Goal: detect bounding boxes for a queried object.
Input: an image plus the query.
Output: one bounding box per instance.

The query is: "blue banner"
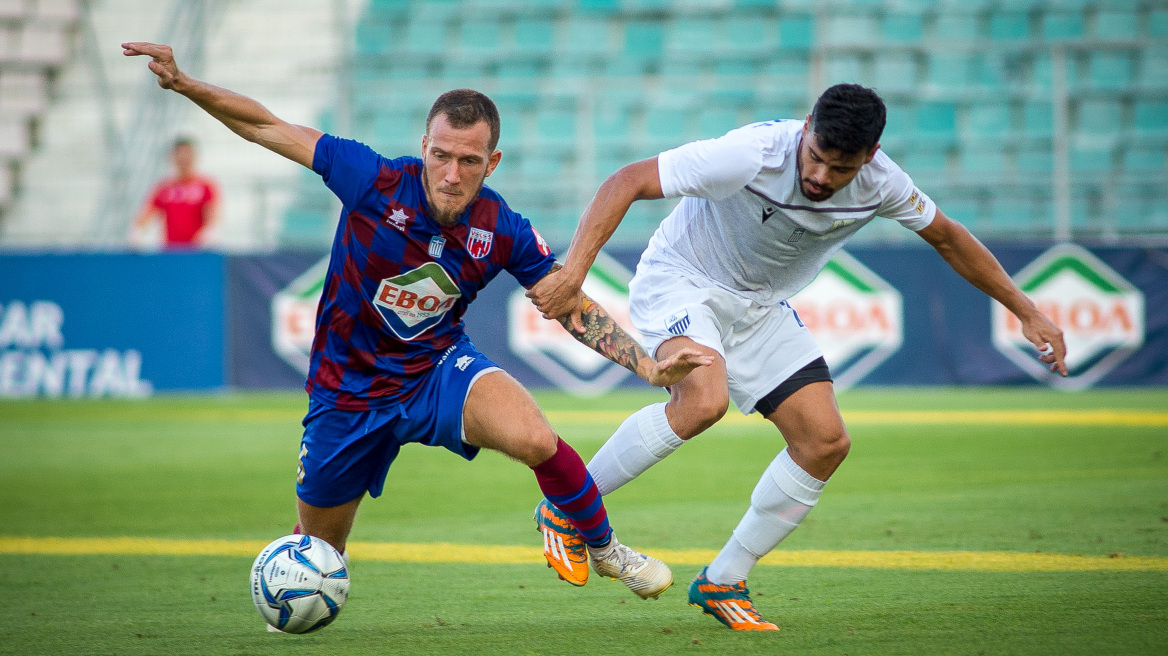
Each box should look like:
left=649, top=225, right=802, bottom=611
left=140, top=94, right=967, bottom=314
left=0, top=252, right=225, bottom=396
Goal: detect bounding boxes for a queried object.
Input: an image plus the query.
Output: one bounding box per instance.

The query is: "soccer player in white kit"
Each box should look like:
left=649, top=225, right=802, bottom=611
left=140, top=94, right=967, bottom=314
left=527, top=84, right=1068, bottom=631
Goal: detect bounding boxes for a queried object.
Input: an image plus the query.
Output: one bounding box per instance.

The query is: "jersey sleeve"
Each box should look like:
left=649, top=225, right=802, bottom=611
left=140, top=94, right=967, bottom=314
left=876, top=159, right=937, bottom=231
left=658, top=127, right=765, bottom=201
left=506, top=215, right=557, bottom=288
left=312, top=134, right=383, bottom=209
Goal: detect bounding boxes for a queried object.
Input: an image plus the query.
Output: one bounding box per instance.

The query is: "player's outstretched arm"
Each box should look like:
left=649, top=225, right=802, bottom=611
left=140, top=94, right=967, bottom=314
left=553, top=293, right=713, bottom=387
left=121, top=42, right=321, bottom=169
left=918, top=210, right=1068, bottom=376
left=527, top=158, right=664, bottom=328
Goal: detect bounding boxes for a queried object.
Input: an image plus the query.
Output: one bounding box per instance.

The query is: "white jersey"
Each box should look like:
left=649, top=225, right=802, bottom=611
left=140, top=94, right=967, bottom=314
left=643, top=119, right=937, bottom=305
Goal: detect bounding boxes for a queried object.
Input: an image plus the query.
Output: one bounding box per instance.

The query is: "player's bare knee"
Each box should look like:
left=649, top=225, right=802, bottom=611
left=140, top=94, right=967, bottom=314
left=819, top=425, right=851, bottom=465
left=518, top=426, right=560, bottom=466
left=671, top=394, right=728, bottom=439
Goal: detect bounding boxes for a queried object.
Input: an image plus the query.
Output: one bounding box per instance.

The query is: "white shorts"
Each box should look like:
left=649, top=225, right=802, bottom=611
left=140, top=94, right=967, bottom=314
left=629, top=261, right=823, bottom=415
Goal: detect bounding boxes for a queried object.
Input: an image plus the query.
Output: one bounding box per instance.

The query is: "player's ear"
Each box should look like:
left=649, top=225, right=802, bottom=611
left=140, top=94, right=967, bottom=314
left=485, top=149, right=502, bottom=177
left=421, top=134, right=428, bottom=159
left=865, top=143, right=880, bottom=164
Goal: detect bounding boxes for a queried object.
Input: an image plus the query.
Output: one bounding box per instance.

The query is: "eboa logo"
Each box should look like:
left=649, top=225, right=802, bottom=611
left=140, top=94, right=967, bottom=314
left=992, top=243, right=1144, bottom=389
left=272, top=256, right=329, bottom=375
left=787, top=251, right=902, bottom=390
left=507, top=252, right=638, bottom=396
left=372, top=262, right=461, bottom=340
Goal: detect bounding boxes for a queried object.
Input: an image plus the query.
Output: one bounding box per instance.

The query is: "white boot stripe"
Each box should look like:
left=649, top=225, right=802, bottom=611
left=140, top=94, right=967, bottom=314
left=556, top=534, right=572, bottom=566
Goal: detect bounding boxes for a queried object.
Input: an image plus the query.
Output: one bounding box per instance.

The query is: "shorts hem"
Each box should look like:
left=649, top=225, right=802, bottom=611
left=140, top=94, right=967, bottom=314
left=735, top=350, right=824, bottom=415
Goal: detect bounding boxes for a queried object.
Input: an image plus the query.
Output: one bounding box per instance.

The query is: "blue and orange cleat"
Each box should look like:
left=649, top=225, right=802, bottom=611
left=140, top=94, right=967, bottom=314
left=688, top=567, right=779, bottom=631
left=534, top=499, right=589, bottom=586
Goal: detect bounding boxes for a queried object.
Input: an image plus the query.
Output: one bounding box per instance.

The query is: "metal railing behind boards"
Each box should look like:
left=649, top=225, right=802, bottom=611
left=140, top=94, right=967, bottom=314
left=90, top=0, right=222, bottom=247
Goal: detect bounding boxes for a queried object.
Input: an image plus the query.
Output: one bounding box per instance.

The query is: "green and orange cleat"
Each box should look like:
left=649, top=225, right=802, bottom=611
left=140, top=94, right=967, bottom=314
left=687, top=567, right=779, bottom=631
left=534, top=499, right=590, bottom=586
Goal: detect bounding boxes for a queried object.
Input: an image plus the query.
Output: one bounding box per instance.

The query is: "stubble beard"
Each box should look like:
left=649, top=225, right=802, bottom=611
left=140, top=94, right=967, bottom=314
left=422, top=167, right=485, bottom=227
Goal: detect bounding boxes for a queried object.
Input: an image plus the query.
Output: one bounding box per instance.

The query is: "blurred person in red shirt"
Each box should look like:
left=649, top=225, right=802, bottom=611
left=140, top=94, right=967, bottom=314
left=133, top=136, right=220, bottom=248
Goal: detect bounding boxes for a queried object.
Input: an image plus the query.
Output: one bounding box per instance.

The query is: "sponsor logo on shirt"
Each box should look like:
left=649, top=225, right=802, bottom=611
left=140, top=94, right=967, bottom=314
left=386, top=208, right=410, bottom=232
left=373, top=262, right=462, bottom=341
left=467, top=228, right=494, bottom=259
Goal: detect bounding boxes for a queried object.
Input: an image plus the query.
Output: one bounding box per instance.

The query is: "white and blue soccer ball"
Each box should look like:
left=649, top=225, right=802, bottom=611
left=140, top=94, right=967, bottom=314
left=251, top=534, right=349, bottom=634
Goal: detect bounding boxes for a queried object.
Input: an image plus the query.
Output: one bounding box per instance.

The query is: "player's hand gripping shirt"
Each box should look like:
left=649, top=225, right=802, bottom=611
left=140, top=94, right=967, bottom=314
left=305, top=135, right=555, bottom=411
left=647, top=119, right=937, bottom=305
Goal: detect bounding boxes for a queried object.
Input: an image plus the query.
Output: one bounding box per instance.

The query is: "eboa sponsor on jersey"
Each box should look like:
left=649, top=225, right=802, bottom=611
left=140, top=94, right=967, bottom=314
left=787, top=251, right=903, bottom=390
left=992, top=243, right=1144, bottom=389
left=272, top=258, right=463, bottom=374
left=0, top=300, right=152, bottom=398
left=507, top=252, right=638, bottom=396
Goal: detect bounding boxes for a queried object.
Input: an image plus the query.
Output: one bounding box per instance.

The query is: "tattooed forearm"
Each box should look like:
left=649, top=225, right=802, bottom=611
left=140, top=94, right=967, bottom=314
left=556, top=295, right=649, bottom=376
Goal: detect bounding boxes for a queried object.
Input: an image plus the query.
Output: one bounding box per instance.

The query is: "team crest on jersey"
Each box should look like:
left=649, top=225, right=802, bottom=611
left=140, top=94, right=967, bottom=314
left=532, top=227, right=551, bottom=257
left=467, top=228, right=493, bottom=259
left=373, top=262, right=461, bottom=341
left=429, top=236, right=446, bottom=258
left=665, top=310, right=690, bottom=336
left=788, top=228, right=805, bottom=243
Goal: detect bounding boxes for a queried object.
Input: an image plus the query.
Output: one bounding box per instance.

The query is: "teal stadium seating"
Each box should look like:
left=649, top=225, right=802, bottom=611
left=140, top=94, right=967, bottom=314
left=280, top=0, right=1168, bottom=246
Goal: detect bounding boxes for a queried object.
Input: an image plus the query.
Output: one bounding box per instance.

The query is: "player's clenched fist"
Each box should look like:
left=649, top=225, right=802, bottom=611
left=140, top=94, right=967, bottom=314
left=122, top=42, right=183, bottom=90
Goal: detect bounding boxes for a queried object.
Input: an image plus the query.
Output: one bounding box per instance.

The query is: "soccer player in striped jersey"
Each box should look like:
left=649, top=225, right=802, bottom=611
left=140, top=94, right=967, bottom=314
left=527, top=84, right=1068, bottom=630
left=124, top=42, right=713, bottom=608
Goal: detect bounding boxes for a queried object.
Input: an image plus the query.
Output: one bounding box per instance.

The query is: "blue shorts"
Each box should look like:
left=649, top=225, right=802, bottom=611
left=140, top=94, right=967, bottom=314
left=295, top=338, right=501, bottom=508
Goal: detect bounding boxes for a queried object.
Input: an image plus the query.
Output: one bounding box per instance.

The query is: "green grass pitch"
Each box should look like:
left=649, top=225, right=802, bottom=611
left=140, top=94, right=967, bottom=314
left=1, top=387, right=1167, bottom=655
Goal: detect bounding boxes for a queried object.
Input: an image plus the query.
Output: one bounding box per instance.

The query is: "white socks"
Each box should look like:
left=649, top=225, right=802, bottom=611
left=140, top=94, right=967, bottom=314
left=587, top=402, right=684, bottom=496
left=706, top=448, right=826, bottom=586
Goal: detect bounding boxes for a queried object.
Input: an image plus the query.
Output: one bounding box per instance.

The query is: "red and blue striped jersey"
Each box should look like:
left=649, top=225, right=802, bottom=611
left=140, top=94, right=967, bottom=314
left=304, top=134, right=556, bottom=411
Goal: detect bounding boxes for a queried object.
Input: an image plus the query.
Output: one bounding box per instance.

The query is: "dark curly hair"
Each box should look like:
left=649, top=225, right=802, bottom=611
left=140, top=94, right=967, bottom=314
left=426, top=89, right=501, bottom=151
left=809, top=84, right=886, bottom=155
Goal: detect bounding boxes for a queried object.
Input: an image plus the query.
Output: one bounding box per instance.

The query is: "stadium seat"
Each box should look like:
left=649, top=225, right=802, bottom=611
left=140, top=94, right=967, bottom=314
left=777, top=13, right=813, bottom=50
left=536, top=108, right=577, bottom=146
left=1093, top=11, right=1137, bottom=40
left=406, top=19, right=447, bottom=55
left=562, top=17, right=609, bottom=54
left=928, top=54, right=970, bottom=90
left=881, top=13, right=924, bottom=43
left=1138, top=49, right=1168, bottom=89
left=459, top=20, right=501, bottom=53
left=1041, top=12, right=1083, bottom=40
left=960, top=147, right=1005, bottom=175
left=1076, top=99, right=1122, bottom=137
left=644, top=105, right=689, bottom=147
left=825, top=55, right=864, bottom=86
left=722, top=16, right=770, bottom=53
left=988, top=196, right=1035, bottom=232
left=1017, top=147, right=1053, bottom=172
left=918, top=101, right=957, bottom=137
left=1153, top=9, right=1168, bottom=37
left=1023, top=101, right=1053, bottom=137
left=698, top=107, right=741, bottom=138
left=1134, top=100, right=1168, bottom=134
left=988, top=11, right=1029, bottom=41
left=624, top=21, right=663, bottom=58
left=966, top=101, right=1012, bottom=137
left=1123, top=146, right=1165, bottom=172
left=668, top=19, right=716, bottom=54
left=1070, top=145, right=1113, bottom=172
left=873, top=54, right=918, bottom=94
left=934, top=14, right=979, bottom=43
left=514, top=18, right=555, bottom=54
left=1087, top=52, right=1133, bottom=90
left=901, top=144, right=949, bottom=174
left=592, top=106, right=630, bottom=146
left=824, top=15, right=878, bottom=47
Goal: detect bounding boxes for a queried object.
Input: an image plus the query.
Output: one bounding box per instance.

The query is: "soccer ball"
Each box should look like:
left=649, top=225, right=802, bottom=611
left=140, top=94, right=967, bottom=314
left=250, top=534, right=350, bottom=633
